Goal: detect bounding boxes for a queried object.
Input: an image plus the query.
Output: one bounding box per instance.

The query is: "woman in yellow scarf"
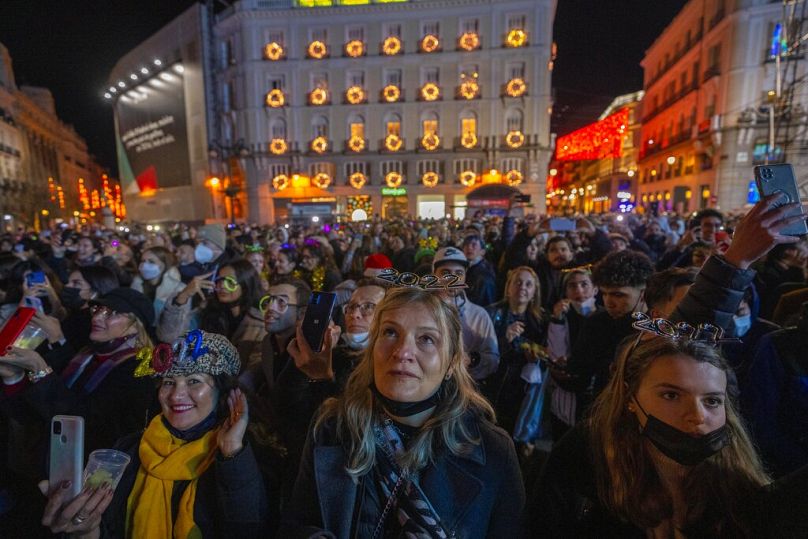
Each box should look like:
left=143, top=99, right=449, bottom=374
left=42, top=330, right=273, bottom=538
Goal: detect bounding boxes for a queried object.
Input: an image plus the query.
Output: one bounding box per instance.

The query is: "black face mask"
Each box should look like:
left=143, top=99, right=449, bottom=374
left=634, top=398, right=729, bottom=466
left=370, top=381, right=444, bottom=418
left=60, top=287, right=84, bottom=309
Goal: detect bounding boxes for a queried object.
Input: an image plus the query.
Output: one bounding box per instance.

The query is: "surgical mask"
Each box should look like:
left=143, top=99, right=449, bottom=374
left=343, top=331, right=369, bottom=350
left=194, top=243, right=214, bottom=264
left=571, top=297, right=596, bottom=316
left=59, top=286, right=84, bottom=309
left=635, top=398, right=729, bottom=466
left=732, top=314, right=752, bottom=338
left=139, top=261, right=162, bottom=281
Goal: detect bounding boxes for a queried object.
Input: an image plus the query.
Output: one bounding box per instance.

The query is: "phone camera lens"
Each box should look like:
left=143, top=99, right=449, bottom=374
left=53, top=421, right=62, bottom=435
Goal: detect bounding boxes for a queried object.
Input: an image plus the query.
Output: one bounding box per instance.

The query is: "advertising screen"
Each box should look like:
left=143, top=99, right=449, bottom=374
left=114, top=64, right=191, bottom=194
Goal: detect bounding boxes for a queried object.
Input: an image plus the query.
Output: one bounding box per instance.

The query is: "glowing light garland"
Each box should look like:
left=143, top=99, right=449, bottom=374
left=555, top=107, right=629, bottom=162
left=266, top=89, right=286, bottom=108
left=269, top=138, right=288, bottom=155
left=459, top=79, right=479, bottom=100
left=272, top=174, right=289, bottom=191
left=385, top=171, right=403, bottom=188
left=461, top=132, right=478, bottom=148
left=345, top=40, right=365, bottom=58
left=382, top=36, right=402, bottom=55
left=458, top=32, right=480, bottom=51
left=345, top=86, right=366, bottom=104
left=506, top=130, right=525, bottom=148
left=264, top=42, right=284, bottom=61
left=382, top=85, right=401, bottom=102
left=420, top=34, right=440, bottom=53
left=308, top=40, right=328, bottom=59
left=384, top=134, right=403, bottom=151
left=310, top=136, right=329, bottom=153
left=309, top=87, right=329, bottom=105
left=421, top=133, right=440, bottom=151
left=459, top=170, right=477, bottom=187
left=505, top=78, right=527, bottom=97
left=421, top=171, right=439, bottom=187
left=420, top=82, right=441, bottom=101
left=349, top=171, right=367, bottom=189
left=505, top=29, right=528, bottom=48
left=347, top=135, right=365, bottom=152
left=312, top=172, right=331, bottom=188
left=505, top=170, right=523, bottom=186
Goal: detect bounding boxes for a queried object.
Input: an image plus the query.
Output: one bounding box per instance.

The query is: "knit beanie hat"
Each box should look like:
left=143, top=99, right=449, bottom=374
left=197, top=224, right=227, bottom=251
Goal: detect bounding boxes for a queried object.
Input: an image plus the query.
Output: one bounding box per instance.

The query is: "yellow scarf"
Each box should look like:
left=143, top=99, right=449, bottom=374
left=125, top=415, right=218, bottom=539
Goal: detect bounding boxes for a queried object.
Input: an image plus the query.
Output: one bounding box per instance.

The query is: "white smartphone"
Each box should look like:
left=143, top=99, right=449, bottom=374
left=49, top=415, right=84, bottom=499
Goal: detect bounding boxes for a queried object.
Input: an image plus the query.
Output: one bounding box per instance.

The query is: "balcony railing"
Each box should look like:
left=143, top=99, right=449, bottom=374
left=702, top=65, right=720, bottom=82
left=645, top=28, right=704, bottom=89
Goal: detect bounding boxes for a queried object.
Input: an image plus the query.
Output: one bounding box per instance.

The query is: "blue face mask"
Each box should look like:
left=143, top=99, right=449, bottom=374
left=732, top=314, right=752, bottom=337
left=194, top=243, right=214, bottom=264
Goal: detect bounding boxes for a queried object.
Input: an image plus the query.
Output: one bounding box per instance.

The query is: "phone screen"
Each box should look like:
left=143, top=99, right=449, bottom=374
left=301, top=292, right=337, bottom=352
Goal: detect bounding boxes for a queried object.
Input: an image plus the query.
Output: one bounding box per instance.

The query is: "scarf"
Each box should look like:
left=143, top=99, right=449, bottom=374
left=125, top=415, right=219, bottom=539
left=62, top=344, right=139, bottom=393
left=371, top=419, right=448, bottom=539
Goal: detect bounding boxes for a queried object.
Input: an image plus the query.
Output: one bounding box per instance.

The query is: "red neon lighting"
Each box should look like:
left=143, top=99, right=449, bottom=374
left=555, top=108, right=629, bottom=162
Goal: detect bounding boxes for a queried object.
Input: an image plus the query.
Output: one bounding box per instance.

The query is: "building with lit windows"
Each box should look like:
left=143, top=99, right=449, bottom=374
left=213, top=0, right=555, bottom=222
left=638, top=0, right=808, bottom=214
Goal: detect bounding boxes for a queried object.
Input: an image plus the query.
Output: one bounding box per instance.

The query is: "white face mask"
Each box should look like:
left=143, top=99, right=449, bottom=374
left=194, top=243, right=214, bottom=264
left=139, top=261, right=162, bottom=281
left=571, top=297, right=596, bottom=316
left=343, top=332, right=369, bottom=350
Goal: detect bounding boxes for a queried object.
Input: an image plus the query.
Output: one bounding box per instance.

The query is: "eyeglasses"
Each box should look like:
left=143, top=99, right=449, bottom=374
left=259, top=294, right=299, bottom=314
left=342, top=302, right=377, bottom=317
left=90, top=305, right=123, bottom=319
left=215, top=276, right=240, bottom=293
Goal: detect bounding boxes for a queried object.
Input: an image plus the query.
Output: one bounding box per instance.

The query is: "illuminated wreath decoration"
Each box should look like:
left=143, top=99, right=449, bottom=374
left=459, top=80, right=479, bottom=100
left=385, top=171, right=403, bottom=188
left=382, top=85, right=401, bottom=102
left=505, top=169, right=523, bottom=186
left=420, top=83, right=441, bottom=101
left=421, top=133, right=440, bottom=151
left=382, top=36, right=402, bottom=55
left=506, top=78, right=527, bottom=97
left=420, top=34, right=440, bottom=53
left=312, top=172, right=331, bottom=189
left=310, top=136, right=329, bottom=153
left=345, top=40, right=365, bottom=58
left=264, top=42, right=284, bottom=61
left=309, top=87, right=329, bottom=106
left=346, top=86, right=366, bottom=104
left=384, top=134, right=403, bottom=152
left=421, top=171, right=439, bottom=187
left=505, top=130, right=526, bottom=148
left=308, top=40, right=327, bottom=59
left=459, top=170, right=477, bottom=187
left=265, top=89, right=285, bottom=108
left=272, top=174, right=289, bottom=191
left=269, top=138, right=288, bottom=155
left=349, top=172, right=367, bottom=189
left=458, top=32, right=480, bottom=51
left=506, top=29, right=528, bottom=48
left=461, top=132, right=478, bottom=149
left=347, top=135, right=365, bottom=152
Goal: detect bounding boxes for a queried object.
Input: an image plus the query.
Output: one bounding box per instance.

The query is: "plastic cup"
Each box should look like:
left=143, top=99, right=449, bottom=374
left=13, top=325, right=47, bottom=350
left=83, top=449, right=131, bottom=490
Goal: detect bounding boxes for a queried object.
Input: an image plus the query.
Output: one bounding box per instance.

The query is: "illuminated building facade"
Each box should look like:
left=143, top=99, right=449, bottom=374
left=639, top=0, right=808, bottom=213
left=214, top=0, right=555, bottom=222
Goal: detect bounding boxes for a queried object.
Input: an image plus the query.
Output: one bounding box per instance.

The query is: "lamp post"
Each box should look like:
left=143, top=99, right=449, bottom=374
left=208, top=139, right=251, bottom=224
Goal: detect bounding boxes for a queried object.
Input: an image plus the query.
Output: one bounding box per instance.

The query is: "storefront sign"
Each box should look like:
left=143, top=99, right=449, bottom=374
left=381, top=187, right=407, bottom=196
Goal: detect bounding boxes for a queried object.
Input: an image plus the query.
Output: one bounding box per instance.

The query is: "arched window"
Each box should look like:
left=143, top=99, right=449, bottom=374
left=384, top=112, right=401, bottom=136
left=347, top=113, right=365, bottom=139
left=505, top=107, right=523, bottom=132
left=420, top=110, right=439, bottom=136
left=312, top=115, right=329, bottom=138
left=459, top=109, right=477, bottom=136
left=269, top=117, right=286, bottom=139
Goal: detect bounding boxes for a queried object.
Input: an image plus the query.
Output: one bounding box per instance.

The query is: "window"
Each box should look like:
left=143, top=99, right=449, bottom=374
left=460, top=64, right=478, bottom=79
left=461, top=116, right=477, bottom=135
left=384, top=23, right=401, bottom=38
left=269, top=75, right=285, bottom=91
left=507, top=62, right=525, bottom=80
left=461, top=18, right=479, bottom=33
left=500, top=157, right=523, bottom=172
left=312, top=116, right=329, bottom=138
left=384, top=69, right=402, bottom=86
left=268, top=30, right=284, bottom=45
left=344, top=161, right=368, bottom=176
left=269, top=117, right=286, bottom=139
left=269, top=164, right=289, bottom=179
left=453, top=158, right=480, bottom=175
left=347, top=70, right=365, bottom=87
left=381, top=160, right=403, bottom=175
left=507, top=14, right=527, bottom=30
left=311, top=72, right=328, bottom=89
left=348, top=114, right=365, bottom=138
left=417, top=159, right=440, bottom=176
left=707, top=43, right=721, bottom=69
left=421, top=111, right=439, bottom=136
left=223, top=38, right=236, bottom=67
left=308, top=162, right=334, bottom=177
left=311, top=28, right=328, bottom=42
left=384, top=112, right=402, bottom=136
left=347, top=26, right=365, bottom=41
left=223, top=81, right=233, bottom=112
left=422, top=21, right=440, bottom=37
left=505, top=108, right=524, bottom=131
left=422, top=67, right=440, bottom=84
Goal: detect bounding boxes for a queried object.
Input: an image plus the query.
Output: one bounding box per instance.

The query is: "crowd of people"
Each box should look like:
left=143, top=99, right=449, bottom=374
left=0, top=192, right=806, bottom=538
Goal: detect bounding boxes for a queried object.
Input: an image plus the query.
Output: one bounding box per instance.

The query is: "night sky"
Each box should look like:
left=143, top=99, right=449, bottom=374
left=1, top=0, right=687, bottom=173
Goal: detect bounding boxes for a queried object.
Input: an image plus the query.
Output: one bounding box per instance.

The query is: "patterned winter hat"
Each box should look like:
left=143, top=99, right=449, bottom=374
left=134, top=330, right=241, bottom=378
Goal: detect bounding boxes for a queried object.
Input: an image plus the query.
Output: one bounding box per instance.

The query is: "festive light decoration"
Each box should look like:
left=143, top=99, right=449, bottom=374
left=91, top=189, right=101, bottom=209
left=421, top=133, right=440, bottom=151
left=420, top=34, right=440, bottom=53
left=506, top=130, right=526, bottom=148
left=384, top=133, right=403, bottom=152
left=345, top=85, right=366, bottom=104
left=309, top=87, right=329, bottom=106
left=420, top=82, right=441, bottom=101
left=345, top=39, right=365, bottom=57
left=382, top=36, right=402, bottom=55
left=308, top=40, right=328, bottom=59
left=461, top=132, right=478, bottom=149
left=385, top=171, right=403, bottom=188
left=57, top=186, right=65, bottom=209
left=459, top=170, right=477, bottom=187
left=347, top=135, right=366, bottom=152
left=504, top=169, right=523, bottom=186
left=458, top=31, right=480, bottom=51
left=264, top=42, right=285, bottom=61
left=269, top=138, right=288, bottom=155
left=555, top=107, right=629, bottom=162
left=310, top=136, right=329, bottom=154
left=505, top=78, right=527, bottom=97
left=505, top=29, right=528, bottom=48
left=382, top=85, right=401, bottom=102
left=349, top=171, right=367, bottom=189
left=272, top=174, right=289, bottom=191
left=347, top=195, right=371, bottom=217
left=78, top=177, right=91, bottom=210
left=421, top=171, right=439, bottom=187
left=312, top=172, right=331, bottom=188
left=459, top=79, right=479, bottom=100
left=266, top=89, right=286, bottom=108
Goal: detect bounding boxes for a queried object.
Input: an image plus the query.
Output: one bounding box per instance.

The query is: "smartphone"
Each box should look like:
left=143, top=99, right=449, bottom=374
left=49, top=415, right=84, bottom=499
left=301, top=291, right=337, bottom=352
left=26, top=271, right=46, bottom=288
left=549, top=217, right=576, bottom=232
left=754, top=164, right=808, bottom=236
left=23, top=296, right=44, bottom=313
left=206, top=265, right=220, bottom=295
left=0, top=307, right=36, bottom=354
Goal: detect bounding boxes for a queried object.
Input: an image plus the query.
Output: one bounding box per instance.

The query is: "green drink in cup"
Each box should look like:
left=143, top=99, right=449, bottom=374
left=83, top=449, right=131, bottom=490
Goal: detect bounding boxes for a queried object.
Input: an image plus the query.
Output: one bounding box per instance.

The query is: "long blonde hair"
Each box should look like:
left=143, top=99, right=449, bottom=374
left=504, top=265, right=543, bottom=321
left=589, top=336, right=770, bottom=536
left=315, top=287, right=494, bottom=480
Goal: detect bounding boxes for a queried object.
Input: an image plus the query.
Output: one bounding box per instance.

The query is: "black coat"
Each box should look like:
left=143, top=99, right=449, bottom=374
left=465, top=258, right=497, bottom=308
left=281, top=412, right=525, bottom=539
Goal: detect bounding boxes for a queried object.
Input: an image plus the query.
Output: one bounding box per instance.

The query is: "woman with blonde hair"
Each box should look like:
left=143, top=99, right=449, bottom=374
left=530, top=333, right=808, bottom=538
left=282, top=286, right=524, bottom=538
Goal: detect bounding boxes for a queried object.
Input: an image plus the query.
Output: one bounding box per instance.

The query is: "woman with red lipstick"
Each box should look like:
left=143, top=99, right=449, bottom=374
left=282, top=286, right=525, bottom=538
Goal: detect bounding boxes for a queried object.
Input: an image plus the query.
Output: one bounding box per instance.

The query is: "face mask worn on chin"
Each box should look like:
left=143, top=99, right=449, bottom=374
left=732, top=314, right=752, bottom=338
left=139, top=262, right=162, bottom=281
left=369, top=381, right=445, bottom=417
left=59, top=287, right=85, bottom=309
left=194, top=243, right=214, bottom=264
left=634, top=397, right=729, bottom=466
left=343, top=331, right=369, bottom=350
left=571, top=298, right=596, bottom=316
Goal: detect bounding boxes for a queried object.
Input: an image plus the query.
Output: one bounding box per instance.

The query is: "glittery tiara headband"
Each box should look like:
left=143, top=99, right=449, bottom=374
left=631, top=312, right=740, bottom=345
left=560, top=264, right=593, bottom=274
left=376, top=268, right=467, bottom=290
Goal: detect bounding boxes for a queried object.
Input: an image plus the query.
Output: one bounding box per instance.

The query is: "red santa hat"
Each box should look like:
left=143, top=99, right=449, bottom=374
left=364, top=253, right=393, bottom=277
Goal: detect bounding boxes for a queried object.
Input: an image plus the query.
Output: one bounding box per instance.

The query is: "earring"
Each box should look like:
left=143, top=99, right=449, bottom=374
left=627, top=403, right=635, bottom=413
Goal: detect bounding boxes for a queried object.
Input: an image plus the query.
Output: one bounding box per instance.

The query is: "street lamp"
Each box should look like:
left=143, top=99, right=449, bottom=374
left=208, top=139, right=251, bottom=224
